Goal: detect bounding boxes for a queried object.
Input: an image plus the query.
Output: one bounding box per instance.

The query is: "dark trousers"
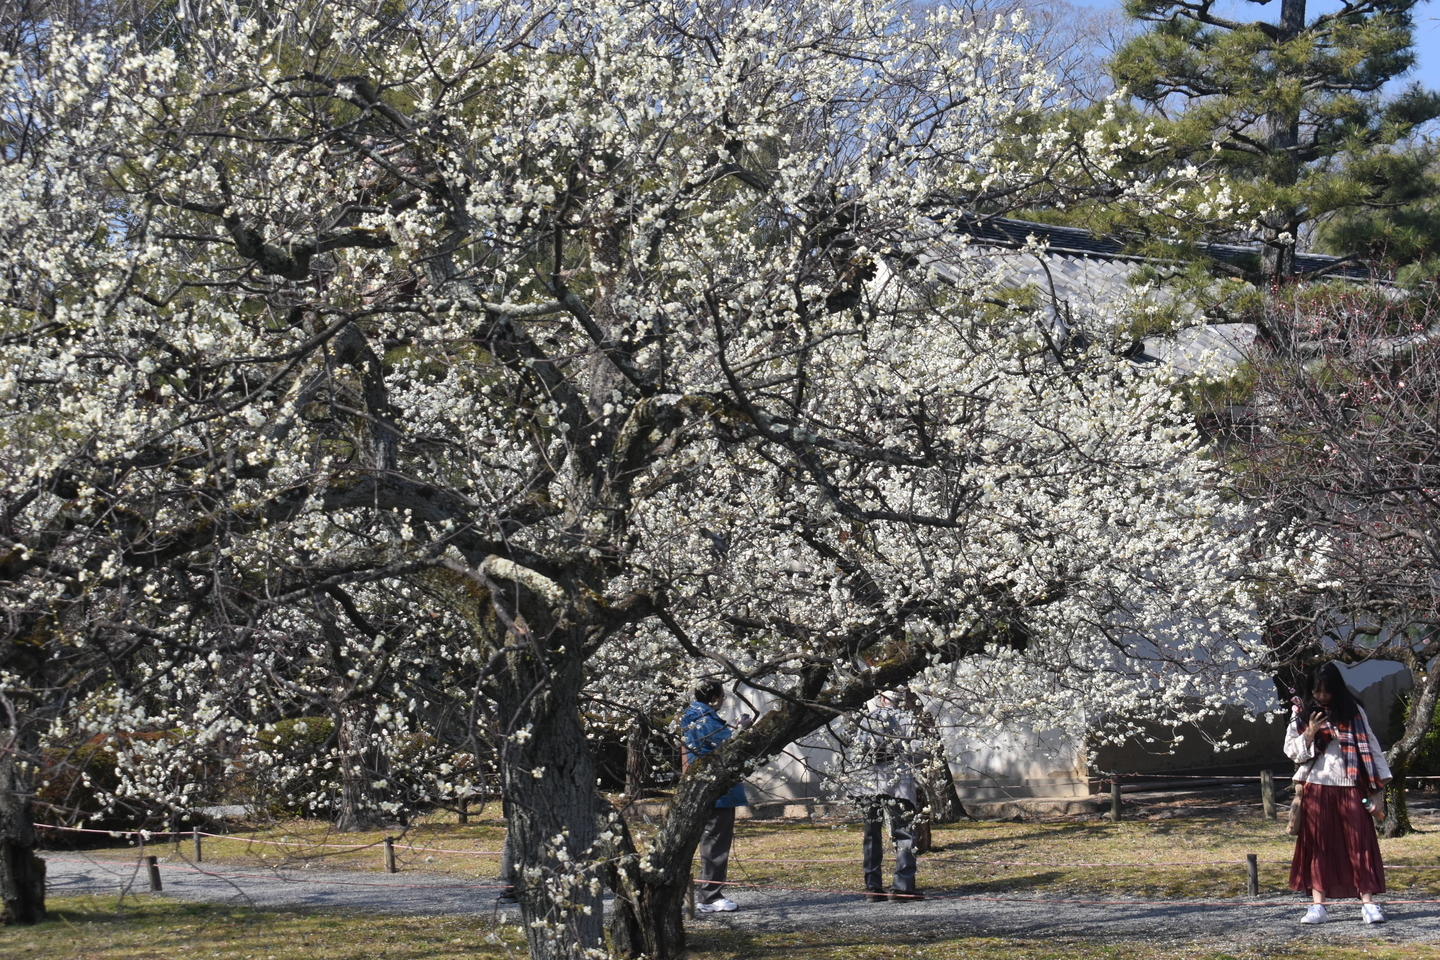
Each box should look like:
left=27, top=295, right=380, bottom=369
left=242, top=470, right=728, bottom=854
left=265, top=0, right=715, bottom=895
left=697, top=805, right=736, bottom=903
left=500, top=830, right=514, bottom=888
left=860, top=795, right=917, bottom=894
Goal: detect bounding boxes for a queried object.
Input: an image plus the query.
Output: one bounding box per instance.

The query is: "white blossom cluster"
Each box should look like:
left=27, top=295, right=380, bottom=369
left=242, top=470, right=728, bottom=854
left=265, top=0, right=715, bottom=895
left=0, top=2, right=1273, bottom=952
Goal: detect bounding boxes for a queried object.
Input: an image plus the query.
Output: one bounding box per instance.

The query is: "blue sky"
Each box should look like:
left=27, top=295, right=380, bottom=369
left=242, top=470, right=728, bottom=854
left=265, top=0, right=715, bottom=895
left=1415, top=7, right=1440, bottom=93
left=1064, top=0, right=1439, bottom=98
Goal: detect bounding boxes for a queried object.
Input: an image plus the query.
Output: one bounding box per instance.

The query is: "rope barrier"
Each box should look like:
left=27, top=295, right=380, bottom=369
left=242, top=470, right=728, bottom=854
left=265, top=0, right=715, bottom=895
left=189, top=831, right=506, bottom=859
left=924, top=856, right=1278, bottom=868
left=1089, top=772, right=1440, bottom=783
left=923, top=857, right=1440, bottom=870
left=39, top=824, right=158, bottom=837
left=36, top=824, right=505, bottom=857
left=44, top=856, right=508, bottom=892
left=693, top=875, right=1440, bottom=905
left=29, top=761, right=1440, bottom=915
left=390, top=845, right=505, bottom=857
left=1086, top=773, right=1440, bottom=784
left=190, top=832, right=395, bottom=854
left=716, top=882, right=1401, bottom=907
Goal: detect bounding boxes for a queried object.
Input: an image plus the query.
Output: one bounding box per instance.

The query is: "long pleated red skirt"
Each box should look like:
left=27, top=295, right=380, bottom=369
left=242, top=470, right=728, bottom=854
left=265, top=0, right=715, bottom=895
left=1289, top=782, right=1385, bottom=898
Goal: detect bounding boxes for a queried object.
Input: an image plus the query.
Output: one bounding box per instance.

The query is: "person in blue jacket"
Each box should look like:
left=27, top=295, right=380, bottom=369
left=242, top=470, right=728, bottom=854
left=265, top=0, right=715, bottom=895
left=681, top=680, right=752, bottom=913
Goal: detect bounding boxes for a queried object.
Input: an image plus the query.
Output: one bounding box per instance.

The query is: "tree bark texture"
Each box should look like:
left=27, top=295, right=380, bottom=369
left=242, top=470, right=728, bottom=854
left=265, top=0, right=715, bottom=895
left=1382, top=658, right=1440, bottom=838
left=335, top=703, right=387, bottom=832
left=428, top=565, right=610, bottom=960
left=495, top=651, right=605, bottom=960
left=0, top=745, right=45, bottom=925
left=918, top=753, right=967, bottom=826
left=1381, top=753, right=1414, bottom=838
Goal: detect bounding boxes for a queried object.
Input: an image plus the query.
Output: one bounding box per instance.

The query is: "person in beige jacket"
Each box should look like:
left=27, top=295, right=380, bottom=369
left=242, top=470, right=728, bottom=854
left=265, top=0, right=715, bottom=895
left=1284, top=663, right=1392, bottom=926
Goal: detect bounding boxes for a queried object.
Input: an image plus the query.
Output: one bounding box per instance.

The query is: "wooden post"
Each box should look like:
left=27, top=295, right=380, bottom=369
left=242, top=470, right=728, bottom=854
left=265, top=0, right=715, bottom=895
left=1261, top=770, right=1276, bottom=819
left=192, top=828, right=203, bottom=862
left=1110, top=780, right=1122, bottom=822
left=384, top=836, right=397, bottom=874
left=686, top=874, right=695, bottom=919
left=1246, top=853, right=1259, bottom=896
left=146, top=855, right=162, bottom=892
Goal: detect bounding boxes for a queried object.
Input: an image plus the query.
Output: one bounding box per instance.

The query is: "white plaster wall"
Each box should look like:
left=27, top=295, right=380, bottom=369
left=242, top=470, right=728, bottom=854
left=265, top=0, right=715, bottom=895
left=728, top=684, right=1090, bottom=802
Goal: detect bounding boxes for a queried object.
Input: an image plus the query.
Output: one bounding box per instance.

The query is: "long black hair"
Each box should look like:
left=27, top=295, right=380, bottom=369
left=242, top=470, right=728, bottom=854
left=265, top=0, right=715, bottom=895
left=1302, top=662, right=1361, bottom=727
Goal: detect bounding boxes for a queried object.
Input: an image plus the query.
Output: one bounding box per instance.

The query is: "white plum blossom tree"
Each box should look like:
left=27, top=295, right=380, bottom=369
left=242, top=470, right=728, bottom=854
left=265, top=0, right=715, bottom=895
left=0, top=0, right=1265, bottom=954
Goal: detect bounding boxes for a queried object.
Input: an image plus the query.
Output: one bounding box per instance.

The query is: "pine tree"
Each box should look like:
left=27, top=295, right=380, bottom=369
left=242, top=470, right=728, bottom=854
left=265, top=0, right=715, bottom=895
left=1315, top=135, right=1440, bottom=285
left=1108, top=0, right=1440, bottom=285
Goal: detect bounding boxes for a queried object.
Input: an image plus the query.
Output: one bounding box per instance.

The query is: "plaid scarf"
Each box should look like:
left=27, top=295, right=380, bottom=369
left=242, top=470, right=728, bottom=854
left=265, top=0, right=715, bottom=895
left=1309, top=711, right=1382, bottom=792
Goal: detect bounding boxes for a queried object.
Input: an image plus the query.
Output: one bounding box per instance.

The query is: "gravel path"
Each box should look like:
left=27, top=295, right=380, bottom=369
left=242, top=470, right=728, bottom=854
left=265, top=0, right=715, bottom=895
left=41, top=851, right=1440, bottom=946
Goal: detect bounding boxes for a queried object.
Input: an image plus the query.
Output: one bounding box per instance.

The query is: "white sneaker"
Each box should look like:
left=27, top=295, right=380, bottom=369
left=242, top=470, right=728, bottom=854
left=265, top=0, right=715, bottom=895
left=1362, top=903, right=1386, bottom=924
left=1301, top=904, right=1328, bottom=924
left=697, top=897, right=738, bottom=913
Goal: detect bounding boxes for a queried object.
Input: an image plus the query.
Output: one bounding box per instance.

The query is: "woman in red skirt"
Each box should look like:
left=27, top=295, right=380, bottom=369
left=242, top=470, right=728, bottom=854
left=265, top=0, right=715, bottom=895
left=1286, top=663, right=1392, bottom=925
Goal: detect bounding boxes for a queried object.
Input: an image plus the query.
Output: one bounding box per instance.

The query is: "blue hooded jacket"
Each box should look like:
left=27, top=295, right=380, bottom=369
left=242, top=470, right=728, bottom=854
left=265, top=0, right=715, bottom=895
left=681, top=700, right=750, bottom=808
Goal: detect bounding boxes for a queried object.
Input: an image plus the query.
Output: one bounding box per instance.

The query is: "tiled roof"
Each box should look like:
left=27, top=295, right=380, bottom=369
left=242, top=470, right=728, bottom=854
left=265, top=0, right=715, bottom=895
left=888, top=215, right=1393, bottom=379
left=954, top=215, right=1379, bottom=281
left=1138, top=323, right=1257, bottom=378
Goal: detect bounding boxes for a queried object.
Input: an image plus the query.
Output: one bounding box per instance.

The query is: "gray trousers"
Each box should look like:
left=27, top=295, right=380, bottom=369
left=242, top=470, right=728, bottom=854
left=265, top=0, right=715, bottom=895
left=860, top=795, right=917, bottom=894
left=500, top=830, right=514, bottom=888
left=697, top=805, right=736, bottom=903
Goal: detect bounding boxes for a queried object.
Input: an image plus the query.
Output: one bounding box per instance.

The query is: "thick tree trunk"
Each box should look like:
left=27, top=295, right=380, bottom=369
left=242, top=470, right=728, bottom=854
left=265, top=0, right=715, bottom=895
left=496, top=655, right=606, bottom=960
left=335, top=703, right=386, bottom=832
left=422, top=566, right=608, bottom=959
left=1259, top=0, right=1305, bottom=288
left=910, top=701, right=965, bottom=824
left=919, top=752, right=967, bottom=826
left=0, top=741, right=45, bottom=925
left=604, top=790, right=695, bottom=958
left=1380, top=657, right=1440, bottom=838
left=1381, top=754, right=1413, bottom=838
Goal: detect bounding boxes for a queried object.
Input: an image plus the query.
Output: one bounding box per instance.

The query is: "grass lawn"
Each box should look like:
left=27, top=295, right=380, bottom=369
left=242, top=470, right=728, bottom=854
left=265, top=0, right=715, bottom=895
left=0, top=897, right=523, bottom=958
left=3, top=897, right=1439, bottom=960
left=689, top=930, right=1440, bottom=960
